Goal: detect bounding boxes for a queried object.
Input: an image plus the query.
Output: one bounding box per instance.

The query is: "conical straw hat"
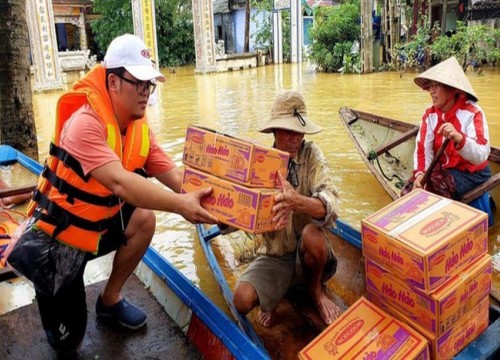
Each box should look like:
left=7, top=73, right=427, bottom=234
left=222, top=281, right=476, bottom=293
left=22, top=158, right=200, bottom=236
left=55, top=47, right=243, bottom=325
left=414, top=56, right=478, bottom=101
left=259, top=90, right=322, bottom=134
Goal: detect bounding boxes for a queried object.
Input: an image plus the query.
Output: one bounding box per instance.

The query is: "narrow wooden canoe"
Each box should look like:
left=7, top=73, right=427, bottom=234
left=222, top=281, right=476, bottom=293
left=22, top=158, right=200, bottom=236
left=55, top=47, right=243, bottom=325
left=338, top=106, right=500, bottom=204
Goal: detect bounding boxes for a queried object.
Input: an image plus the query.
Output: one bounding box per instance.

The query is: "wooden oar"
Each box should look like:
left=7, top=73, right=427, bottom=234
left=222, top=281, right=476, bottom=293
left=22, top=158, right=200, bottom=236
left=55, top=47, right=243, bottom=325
left=0, top=185, right=36, bottom=199
left=420, top=138, right=451, bottom=188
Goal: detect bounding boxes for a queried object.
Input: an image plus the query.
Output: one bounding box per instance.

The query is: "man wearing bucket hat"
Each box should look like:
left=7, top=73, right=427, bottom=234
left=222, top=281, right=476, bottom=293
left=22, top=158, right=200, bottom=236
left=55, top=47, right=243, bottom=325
left=10, top=34, right=217, bottom=355
left=233, top=90, right=341, bottom=327
left=408, top=56, right=491, bottom=199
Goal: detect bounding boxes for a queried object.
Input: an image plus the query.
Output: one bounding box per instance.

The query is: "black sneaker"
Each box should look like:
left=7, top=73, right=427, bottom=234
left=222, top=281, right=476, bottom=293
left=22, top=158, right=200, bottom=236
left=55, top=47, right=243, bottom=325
left=95, top=295, right=147, bottom=330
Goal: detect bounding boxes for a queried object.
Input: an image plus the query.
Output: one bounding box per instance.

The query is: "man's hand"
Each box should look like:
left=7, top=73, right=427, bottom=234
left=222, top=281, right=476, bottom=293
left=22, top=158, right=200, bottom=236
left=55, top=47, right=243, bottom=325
left=272, top=172, right=297, bottom=230
left=179, top=187, right=219, bottom=224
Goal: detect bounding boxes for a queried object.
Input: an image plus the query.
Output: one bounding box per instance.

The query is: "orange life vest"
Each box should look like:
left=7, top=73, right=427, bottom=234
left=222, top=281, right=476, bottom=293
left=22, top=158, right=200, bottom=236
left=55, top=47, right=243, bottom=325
left=29, top=65, right=150, bottom=253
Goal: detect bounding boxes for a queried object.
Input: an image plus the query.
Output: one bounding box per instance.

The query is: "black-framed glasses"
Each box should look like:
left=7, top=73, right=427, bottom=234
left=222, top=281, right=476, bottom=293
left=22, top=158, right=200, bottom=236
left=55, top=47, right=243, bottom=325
left=114, top=73, right=157, bottom=95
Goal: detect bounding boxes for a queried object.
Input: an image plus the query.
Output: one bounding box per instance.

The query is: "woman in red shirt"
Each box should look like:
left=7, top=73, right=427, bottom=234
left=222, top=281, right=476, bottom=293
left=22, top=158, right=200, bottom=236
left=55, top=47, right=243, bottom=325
left=410, top=56, right=491, bottom=199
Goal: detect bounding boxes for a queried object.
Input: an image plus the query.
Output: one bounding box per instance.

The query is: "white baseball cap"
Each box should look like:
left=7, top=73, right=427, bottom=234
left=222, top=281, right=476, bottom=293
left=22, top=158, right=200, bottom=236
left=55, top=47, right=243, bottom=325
left=103, top=34, right=165, bottom=82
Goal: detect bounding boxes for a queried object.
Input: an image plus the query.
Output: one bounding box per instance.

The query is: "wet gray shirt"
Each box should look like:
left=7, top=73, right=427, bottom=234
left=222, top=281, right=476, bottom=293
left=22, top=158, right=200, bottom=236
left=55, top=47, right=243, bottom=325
left=259, top=140, right=340, bottom=256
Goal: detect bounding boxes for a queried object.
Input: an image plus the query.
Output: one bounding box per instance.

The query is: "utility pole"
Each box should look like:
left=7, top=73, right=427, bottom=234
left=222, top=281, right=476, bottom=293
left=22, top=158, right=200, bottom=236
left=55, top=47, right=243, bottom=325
left=361, top=0, right=373, bottom=72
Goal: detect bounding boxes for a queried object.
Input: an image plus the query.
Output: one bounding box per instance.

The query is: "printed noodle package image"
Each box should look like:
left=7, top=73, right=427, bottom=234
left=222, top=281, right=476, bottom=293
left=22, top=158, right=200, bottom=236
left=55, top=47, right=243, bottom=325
left=299, top=296, right=429, bottom=360
left=361, top=189, right=488, bottom=293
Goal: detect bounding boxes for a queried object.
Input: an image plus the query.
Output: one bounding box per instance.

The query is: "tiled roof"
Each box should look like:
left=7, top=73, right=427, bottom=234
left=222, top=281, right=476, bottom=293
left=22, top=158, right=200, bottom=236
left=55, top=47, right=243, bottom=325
left=52, top=0, right=92, bottom=6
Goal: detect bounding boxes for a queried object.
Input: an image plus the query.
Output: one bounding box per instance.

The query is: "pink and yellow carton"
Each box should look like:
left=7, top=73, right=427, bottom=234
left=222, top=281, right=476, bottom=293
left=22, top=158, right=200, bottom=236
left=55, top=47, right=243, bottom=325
left=182, top=126, right=217, bottom=174
left=182, top=125, right=289, bottom=187
left=181, top=167, right=279, bottom=233
left=361, top=189, right=488, bottom=293
left=366, top=254, right=491, bottom=335
left=299, top=297, right=429, bottom=360
left=371, top=295, right=489, bottom=360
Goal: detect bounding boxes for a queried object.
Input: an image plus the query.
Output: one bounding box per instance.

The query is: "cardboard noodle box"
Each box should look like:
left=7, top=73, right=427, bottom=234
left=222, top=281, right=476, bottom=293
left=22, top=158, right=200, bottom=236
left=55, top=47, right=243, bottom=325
left=181, top=167, right=279, bottom=233
left=362, top=189, right=488, bottom=293
left=182, top=125, right=289, bottom=187
left=299, top=297, right=429, bottom=360
left=370, top=295, right=489, bottom=360
left=366, top=254, right=491, bottom=335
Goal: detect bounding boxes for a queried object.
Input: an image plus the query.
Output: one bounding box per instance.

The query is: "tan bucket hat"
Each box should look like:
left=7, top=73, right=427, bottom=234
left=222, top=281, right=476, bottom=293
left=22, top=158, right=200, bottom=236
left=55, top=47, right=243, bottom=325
left=258, top=90, right=323, bottom=134
left=414, top=56, right=478, bottom=101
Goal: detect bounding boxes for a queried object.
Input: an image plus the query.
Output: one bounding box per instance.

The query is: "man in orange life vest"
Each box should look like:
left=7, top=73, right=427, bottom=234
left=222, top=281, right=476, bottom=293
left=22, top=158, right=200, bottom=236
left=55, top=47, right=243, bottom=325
left=22, top=34, right=218, bottom=354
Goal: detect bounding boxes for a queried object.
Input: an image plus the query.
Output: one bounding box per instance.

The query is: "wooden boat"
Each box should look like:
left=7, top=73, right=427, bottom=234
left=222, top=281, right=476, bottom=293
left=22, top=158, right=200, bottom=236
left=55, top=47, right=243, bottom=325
left=338, top=106, right=500, bottom=300
left=338, top=106, right=500, bottom=205
left=195, top=106, right=500, bottom=358
left=197, top=220, right=500, bottom=359
left=1, top=144, right=499, bottom=359
left=0, top=144, right=267, bottom=359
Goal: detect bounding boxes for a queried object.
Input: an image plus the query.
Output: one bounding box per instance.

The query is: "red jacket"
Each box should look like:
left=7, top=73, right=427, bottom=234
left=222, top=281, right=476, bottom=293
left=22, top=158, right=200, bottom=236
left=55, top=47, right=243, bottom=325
left=414, top=95, right=490, bottom=176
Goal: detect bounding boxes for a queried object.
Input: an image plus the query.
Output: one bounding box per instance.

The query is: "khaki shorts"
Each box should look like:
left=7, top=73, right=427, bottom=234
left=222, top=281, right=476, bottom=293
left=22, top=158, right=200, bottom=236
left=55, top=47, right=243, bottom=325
left=236, top=231, right=337, bottom=312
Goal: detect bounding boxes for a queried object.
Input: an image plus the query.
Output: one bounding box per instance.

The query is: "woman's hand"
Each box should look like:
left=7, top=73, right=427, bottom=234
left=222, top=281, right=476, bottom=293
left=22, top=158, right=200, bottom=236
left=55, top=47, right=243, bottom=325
left=413, top=173, right=424, bottom=189
left=438, top=123, right=463, bottom=146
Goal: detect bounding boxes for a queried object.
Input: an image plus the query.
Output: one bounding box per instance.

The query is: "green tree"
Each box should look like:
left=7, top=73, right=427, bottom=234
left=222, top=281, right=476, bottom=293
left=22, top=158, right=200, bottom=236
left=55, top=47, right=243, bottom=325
left=431, top=21, right=500, bottom=70
left=394, top=20, right=500, bottom=73
left=90, top=0, right=195, bottom=67
left=308, top=3, right=360, bottom=72
left=251, top=0, right=291, bottom=62
left=0, top=0, right=38, bottom=159
left=250, top=0, right=273, bottom=55
left=91, top=0, right=134, bottom=56
left=391, top=18, right=433, bottom=73
left=156, top=0, right=195, bottom=66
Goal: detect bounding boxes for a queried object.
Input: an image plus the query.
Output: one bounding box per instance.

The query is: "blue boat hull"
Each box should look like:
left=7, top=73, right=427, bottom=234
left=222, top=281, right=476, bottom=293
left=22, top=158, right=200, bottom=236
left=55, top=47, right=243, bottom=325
left=1, top=144, right=499, bottom=359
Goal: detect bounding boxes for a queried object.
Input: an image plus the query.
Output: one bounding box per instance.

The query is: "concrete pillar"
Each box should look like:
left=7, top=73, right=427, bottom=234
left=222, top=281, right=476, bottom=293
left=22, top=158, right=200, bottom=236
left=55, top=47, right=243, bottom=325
left=131, top=0, right=161, bottom=105
left=192, top=0, right=217, bottom=73
left=273, top=11, right=283, bottom=64
left=441, top=0, right=448, bottom=35
left=79, top=12, right=87, bottom=51
left=290, top=0, right=302, bottom=63
left=26, top=0, right=64, bottom=92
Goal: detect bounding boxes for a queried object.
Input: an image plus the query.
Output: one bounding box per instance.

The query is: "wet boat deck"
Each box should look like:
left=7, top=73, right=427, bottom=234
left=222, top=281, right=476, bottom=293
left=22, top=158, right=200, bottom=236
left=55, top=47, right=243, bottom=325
left=0, top=275, right=201, bottom=360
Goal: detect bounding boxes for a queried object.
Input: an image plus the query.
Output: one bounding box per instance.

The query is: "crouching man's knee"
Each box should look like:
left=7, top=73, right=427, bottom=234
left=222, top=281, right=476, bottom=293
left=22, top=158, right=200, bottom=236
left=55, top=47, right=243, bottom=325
left=233, top=281, right=258, bottom=315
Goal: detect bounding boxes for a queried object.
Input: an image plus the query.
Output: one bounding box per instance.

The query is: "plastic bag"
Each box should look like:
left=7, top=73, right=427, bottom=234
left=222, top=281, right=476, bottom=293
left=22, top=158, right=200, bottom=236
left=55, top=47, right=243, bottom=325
left=0, top=217, right=29, bottom=269
left=7, top=217, right=86, bottom=296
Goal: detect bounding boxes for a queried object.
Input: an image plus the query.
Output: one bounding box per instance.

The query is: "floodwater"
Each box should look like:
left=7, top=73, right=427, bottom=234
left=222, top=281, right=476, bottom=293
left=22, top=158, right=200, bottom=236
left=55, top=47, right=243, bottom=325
left=31, top=62, right=500, bottom=306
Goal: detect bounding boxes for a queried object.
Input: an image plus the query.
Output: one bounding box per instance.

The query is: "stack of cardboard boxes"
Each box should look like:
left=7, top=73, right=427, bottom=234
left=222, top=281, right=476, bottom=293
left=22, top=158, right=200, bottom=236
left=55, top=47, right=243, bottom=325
left=362, top=189, right=491, bottom=359
left=180, top=125, right=289, bottom=233
left=299, top=189, right=491, bottom=360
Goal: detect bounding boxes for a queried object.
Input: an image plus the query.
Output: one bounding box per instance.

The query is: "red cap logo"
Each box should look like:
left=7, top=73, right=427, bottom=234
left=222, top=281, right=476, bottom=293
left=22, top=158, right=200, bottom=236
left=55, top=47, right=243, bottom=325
left=141, top=49, right=151, bottom=59
left=191, top=135, right=203, bottom=144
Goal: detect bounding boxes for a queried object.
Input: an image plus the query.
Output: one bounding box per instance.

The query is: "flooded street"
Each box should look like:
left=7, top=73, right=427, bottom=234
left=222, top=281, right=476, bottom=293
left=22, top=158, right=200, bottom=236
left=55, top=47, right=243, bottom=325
left=31, top=62, right=500, bottom=304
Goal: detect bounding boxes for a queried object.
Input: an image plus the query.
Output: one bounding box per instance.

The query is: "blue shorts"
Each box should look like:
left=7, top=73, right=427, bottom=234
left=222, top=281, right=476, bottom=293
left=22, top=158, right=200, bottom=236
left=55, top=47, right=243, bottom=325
left=449, top=165, right=491, bottom=199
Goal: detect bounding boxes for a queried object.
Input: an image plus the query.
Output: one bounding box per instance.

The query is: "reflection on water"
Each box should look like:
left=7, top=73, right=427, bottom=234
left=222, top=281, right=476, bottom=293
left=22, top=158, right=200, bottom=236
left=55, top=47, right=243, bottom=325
left=32, top=63, right=500, bottom=302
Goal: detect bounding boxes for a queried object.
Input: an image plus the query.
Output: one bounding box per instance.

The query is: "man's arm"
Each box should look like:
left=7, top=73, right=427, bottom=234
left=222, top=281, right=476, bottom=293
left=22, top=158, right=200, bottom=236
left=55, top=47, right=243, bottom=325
left=91, top=161, right=217, bottom=224
left=154, top=167, right=184, bottom=194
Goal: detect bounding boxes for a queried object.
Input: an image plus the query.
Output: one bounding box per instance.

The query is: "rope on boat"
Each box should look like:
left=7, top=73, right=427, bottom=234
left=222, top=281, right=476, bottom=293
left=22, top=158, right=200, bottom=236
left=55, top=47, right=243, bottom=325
left=0, top=209, right=26, bottom=226
left=368, top=150, right=406, bottom=189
